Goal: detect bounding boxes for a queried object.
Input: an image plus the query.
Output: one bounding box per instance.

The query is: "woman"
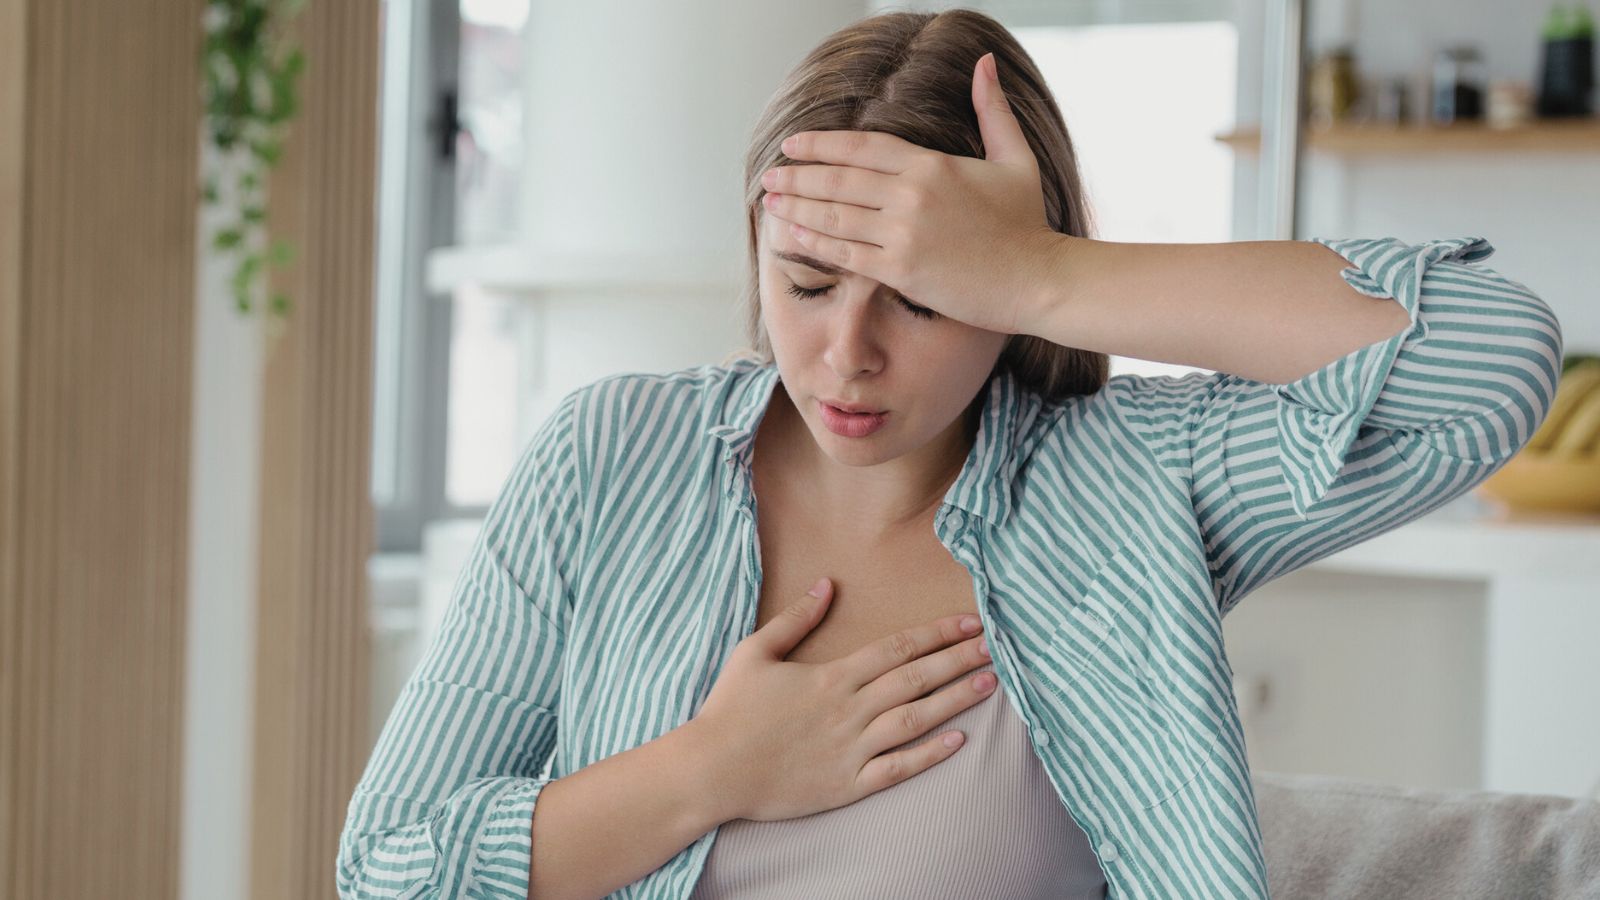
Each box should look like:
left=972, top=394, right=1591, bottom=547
left=336, top=10, right=1564, bottom=900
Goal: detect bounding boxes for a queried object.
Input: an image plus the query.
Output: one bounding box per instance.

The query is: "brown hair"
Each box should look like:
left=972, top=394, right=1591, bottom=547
left=733, top=8, right=1108, bottom=402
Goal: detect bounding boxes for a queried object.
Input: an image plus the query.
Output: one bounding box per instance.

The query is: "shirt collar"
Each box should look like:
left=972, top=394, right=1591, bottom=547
left=707, top=359, right=1032, bottom=529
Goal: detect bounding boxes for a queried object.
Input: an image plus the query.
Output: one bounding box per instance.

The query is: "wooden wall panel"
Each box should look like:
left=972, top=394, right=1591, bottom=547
left=249, top=1, right=381, bottom=897
left=0, top=1, right=204, bottom=897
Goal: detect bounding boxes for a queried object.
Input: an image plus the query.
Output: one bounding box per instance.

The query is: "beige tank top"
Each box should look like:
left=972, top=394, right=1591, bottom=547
left=687, top=662, right=1108, bottom=898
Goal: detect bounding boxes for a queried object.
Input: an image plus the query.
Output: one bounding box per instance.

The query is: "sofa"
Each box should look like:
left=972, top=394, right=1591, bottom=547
left=1254, top=771, right=1600, bottom=898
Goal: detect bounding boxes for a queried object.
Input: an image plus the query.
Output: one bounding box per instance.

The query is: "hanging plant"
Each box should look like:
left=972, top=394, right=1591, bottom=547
left=200, top=0, right=307, bottom=320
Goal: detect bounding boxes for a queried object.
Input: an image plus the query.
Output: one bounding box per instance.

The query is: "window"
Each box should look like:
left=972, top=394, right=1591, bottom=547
left=372, top=0, right=532, bottom=551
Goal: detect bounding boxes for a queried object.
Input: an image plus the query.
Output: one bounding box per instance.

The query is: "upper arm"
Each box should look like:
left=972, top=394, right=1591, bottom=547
left=337, top=386, right=588, bottom=897
left=1109, top=236, right=1563, bottom=617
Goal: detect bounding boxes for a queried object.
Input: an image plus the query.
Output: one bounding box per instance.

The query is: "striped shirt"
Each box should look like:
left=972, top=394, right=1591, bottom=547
left=336, top=235, right=1564, bottom=899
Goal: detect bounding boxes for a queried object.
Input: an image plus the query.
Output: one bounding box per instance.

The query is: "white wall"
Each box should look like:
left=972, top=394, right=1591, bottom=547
left=181, top=138, right=263, bottom=900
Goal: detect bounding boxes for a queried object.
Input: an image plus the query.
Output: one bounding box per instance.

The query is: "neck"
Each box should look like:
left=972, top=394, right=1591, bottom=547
left=760, top=385, right=983, bottom=538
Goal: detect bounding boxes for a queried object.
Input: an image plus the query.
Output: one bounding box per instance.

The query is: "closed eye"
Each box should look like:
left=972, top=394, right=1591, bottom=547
left=784, top=282, right=938, bottom=321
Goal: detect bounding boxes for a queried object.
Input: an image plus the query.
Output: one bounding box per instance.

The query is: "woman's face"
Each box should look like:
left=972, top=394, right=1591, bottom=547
left=756, top=209, right=1009, bottom=466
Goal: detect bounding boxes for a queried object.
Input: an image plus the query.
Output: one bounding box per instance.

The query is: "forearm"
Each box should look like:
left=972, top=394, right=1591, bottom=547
left=528, top=718, right=734, bottom=900
left=1022, top=235, right=1412, bottom=384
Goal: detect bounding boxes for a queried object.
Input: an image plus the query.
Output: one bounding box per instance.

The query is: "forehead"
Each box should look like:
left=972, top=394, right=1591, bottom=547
left=759, top=209, right=793, bottom=250
left=760, top=213, right=847, bottom=274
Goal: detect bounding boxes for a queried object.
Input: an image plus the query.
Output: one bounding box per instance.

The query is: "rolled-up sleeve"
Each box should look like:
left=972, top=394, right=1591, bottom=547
left=1106, top=236, right=1564, bottom=617
left=336, top=388, right=587, bottom=898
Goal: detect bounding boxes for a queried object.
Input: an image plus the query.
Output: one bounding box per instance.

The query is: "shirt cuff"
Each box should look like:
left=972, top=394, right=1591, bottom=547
left=1272, top=235, right=1495, bottom=519
left=429, top=774, right=553, bottom=898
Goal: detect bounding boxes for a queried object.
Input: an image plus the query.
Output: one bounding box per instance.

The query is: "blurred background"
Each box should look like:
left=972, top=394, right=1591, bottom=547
left=3, top=0, right=1598, bottom=897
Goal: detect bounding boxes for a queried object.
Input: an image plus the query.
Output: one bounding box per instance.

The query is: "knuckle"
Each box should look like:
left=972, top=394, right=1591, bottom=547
left=887, top=630, right=918, bottom=664
left=897, top=660, right=929, bottom=695
left=823, top=205, right=841, bottom=233
left=824, top=167, right=845, bottom=194
left=782, top=601, right=810, bottom=622
left=881, top=751, right=906, bottom=784
left=897, top=703, right=923, bottom=734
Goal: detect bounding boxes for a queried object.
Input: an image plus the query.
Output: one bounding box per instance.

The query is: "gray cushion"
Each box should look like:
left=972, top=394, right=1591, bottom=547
left=1254, top=771, right=1600, bottom=899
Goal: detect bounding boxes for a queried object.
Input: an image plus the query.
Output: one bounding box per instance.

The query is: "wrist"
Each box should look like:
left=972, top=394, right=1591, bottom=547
left=672, top=717, right=744, bottom=828
left=1018, top=230, right=1084, bottom=341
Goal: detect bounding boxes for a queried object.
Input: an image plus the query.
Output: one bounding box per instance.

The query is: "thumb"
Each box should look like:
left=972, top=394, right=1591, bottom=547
left=754, top=577, right=833, bottom=658
left=971, top=52, right=1033, bottom=169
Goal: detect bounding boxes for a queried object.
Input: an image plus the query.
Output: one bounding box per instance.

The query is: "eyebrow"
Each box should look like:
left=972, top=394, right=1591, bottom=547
left=770, top=249, right=845, bottom=276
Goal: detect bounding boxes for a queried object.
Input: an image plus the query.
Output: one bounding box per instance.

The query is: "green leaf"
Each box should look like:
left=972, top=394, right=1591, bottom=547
left=232, top=253, right=263, bottom=293
left=249, top=138, right=282, bottom=165
left=270, top=292, right=291, bottom=316
left=268, top=238, right=294, bottom=267
left=213, top=227, right=244, bottom=250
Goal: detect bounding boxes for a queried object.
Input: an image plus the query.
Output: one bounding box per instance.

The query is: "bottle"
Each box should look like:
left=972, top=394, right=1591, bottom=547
left=1309, top=46, right=1359, bottom=127
left=1537, top=2, right=1596, bottom=117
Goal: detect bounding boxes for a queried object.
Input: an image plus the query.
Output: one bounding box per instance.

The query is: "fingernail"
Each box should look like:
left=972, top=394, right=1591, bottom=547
left=960, top=616, right=980, bottom=633
left=985, top=53, right=998, bottom=81
left=979, top=638, right=990, bottom=657
left=808, top=577, right=828, bottom=597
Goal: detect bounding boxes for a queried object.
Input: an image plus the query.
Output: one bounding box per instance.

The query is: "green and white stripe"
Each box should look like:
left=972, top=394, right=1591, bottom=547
left=337, top=235, right=1563, bottom=899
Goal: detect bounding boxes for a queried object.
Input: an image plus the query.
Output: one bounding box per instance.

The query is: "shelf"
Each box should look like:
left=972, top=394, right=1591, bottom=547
left=1215, top=117, right=1600, bottom=155
left=1306, top=497, right=1600, bottom=581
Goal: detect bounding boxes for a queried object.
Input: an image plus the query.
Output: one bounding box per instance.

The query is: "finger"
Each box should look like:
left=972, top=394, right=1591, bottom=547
left=782, top=129, right=922, bottom=176
left=856, top=631, right=991, bottom=713
left=854, top=724, right=969, bottom=798
left=762, top=192, right=881, bottom=246
left=833, top=614, right=983, bottom=690
left=971, top=51, right=1035, bottom=170
left=788, top=222, right=892, bottom=284
left=858, top=663, right=997, bottom=757
left=750, top=577, right=833, bottom=659
left=763, top=162, right=892, bottom=211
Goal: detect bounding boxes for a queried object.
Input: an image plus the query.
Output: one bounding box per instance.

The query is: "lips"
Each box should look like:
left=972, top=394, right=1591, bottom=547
left=821, top=398, right=886, bottom=415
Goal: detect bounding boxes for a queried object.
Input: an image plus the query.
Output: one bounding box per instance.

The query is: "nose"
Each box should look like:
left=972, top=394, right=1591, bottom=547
left=822, top=286, right=889, bottom=379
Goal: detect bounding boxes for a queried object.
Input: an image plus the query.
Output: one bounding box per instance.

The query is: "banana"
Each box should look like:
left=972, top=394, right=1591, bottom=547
left=1528, top=360, right=1600, bottom=453
left=1548, top=382, right=1600, bottom=459
left=1563, top=353, right=1600, bottom=376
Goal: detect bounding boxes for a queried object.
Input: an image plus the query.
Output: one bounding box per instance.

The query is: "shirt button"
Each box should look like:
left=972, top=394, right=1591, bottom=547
left=1031, top=726, right=1050, bottom=746
left=1098, top=840, right=1120, bottom=863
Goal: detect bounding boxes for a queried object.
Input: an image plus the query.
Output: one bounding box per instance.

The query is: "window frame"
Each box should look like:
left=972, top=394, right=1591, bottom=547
left=373, top=0, right=488, bottom=554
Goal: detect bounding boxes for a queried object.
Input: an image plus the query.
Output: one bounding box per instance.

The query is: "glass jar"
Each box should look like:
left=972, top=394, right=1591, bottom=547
left=1432, top=45, right=1485, bottom=125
